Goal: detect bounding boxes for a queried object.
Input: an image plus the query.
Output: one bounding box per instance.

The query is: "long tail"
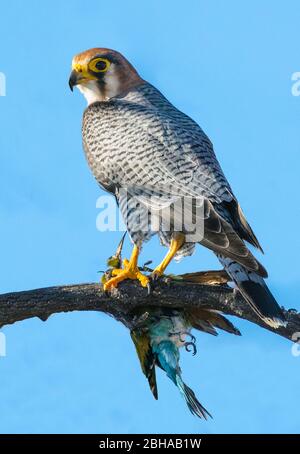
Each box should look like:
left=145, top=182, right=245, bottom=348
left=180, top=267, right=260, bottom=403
left=175, top=374, right=212, bottom=419
left=218, top=256, right=286, bottom=328
left=154, top=340, right=212, bottom=419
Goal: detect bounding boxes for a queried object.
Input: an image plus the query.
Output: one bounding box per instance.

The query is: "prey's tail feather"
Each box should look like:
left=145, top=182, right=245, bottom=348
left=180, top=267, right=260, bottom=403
left=176, top=374, right=212, bottom=420
left=154, top=340, right=212, bottom=419
left=218, top=256, right=286, bottom=328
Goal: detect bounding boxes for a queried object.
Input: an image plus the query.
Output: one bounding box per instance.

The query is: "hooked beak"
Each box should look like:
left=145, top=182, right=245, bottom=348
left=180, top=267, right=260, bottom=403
left=69, top=69, right=82, bottom=92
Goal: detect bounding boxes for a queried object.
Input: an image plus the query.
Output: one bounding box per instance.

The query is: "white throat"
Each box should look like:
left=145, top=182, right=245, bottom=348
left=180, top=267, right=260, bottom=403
left=77, top=80, right=104, bottom=105
left=77, top=73, right=120, bottom=106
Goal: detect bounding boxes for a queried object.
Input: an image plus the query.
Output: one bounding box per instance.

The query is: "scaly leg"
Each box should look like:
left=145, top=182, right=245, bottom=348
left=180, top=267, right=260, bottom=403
left=103, top=245, right=150, bottom=291
left=152, top=233, right=185, bottom=279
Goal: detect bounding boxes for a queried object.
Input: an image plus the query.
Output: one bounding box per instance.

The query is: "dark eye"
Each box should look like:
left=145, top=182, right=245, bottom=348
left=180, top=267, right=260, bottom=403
left=89, top=58, right=111, bottom=73
left=95, top=60, right=107, bottom=71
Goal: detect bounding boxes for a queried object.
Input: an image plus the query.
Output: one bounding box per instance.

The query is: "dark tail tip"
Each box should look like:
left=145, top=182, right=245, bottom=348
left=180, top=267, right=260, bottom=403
left=239, top=279, right=286, bottom=328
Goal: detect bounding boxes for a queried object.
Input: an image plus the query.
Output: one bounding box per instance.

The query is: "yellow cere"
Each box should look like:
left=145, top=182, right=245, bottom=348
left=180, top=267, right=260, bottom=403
left=72, top=63, right=84, bottom=72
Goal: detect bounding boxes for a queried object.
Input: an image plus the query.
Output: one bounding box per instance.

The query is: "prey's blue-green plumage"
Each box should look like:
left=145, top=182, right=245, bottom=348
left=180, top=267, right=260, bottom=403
left=131, top=307, right=240, bottom=419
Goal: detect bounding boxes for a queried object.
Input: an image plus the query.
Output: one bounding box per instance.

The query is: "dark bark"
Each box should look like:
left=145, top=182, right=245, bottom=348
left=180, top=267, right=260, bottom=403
left=0, top=278, right=299, bottom=342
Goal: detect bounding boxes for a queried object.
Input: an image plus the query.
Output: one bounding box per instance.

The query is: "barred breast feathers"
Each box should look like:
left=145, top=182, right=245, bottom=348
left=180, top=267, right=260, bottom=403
left=82, top=82, right=234, bottom=203
left=82, top=83, right=262, bottom=257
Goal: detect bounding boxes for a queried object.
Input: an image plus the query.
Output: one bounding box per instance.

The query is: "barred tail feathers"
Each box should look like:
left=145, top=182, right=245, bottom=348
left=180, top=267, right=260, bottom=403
left=218, top=256, right=286, bottom=328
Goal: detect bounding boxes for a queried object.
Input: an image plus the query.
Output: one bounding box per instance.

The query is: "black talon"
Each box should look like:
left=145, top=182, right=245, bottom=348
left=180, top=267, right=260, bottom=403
left=151, top=272, right=159, bottom=282
left=288, top=308, right=298, bottom=314
left=179, top=332, right=196, bottom=343
left=151, top=271, right=165, bottom=283
left=185, top=341, right=197, bottom=356
left=189, top=333, right=197, bottom=344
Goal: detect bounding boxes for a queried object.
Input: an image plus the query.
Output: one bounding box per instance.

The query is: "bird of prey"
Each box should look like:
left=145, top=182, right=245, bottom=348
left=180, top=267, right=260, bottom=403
left=69, top=47, right=285, bottom=329
left=131, top=306, right=240, bottom=419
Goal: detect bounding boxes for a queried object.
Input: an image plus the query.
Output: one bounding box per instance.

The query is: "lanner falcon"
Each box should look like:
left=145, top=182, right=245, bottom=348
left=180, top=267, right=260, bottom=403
left=69, top=47, right=285, bottom=329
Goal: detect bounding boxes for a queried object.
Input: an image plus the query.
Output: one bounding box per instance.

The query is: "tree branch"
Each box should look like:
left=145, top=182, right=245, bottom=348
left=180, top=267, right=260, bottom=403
left=0, top=277, right=299, bottom=341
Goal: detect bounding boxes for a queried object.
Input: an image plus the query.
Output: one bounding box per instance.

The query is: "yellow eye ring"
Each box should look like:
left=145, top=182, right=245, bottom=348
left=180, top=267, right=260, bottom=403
left=89, top=57, right=110, bottom=73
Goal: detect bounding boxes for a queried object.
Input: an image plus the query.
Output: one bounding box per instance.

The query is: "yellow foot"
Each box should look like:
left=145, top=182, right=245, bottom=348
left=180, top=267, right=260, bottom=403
left=103, top=258, right=150, bottom=291
left=151, top=233, right=185, bottom=281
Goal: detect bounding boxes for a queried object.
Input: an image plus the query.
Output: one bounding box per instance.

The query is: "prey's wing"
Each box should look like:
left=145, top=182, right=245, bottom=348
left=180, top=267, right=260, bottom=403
left=130, top=329, right=158, bottom=400
left=187, top=308, right=241, bottom=336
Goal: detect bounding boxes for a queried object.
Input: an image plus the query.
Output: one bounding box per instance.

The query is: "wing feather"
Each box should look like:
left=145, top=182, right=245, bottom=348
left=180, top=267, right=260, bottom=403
left=130, top=330, right=158, bottom=400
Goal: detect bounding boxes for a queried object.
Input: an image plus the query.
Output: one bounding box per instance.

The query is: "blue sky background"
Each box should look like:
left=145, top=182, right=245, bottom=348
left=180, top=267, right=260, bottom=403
left=0, top=0, right=299, bottom=434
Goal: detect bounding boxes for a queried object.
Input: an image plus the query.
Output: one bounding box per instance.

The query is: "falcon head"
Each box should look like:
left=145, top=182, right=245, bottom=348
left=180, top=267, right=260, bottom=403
left=69, top=48, right=143, bottom=104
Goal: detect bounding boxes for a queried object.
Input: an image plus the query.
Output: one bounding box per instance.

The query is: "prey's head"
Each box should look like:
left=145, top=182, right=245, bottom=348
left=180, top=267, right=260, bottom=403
left=69, top=48, right=143, bottom=104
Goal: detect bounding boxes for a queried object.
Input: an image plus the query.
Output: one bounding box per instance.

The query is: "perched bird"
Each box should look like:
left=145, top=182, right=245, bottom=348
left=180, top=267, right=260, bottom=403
left=69, top=47, right=286, bottom=328
left=130, top=306, right=240, bottom=419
